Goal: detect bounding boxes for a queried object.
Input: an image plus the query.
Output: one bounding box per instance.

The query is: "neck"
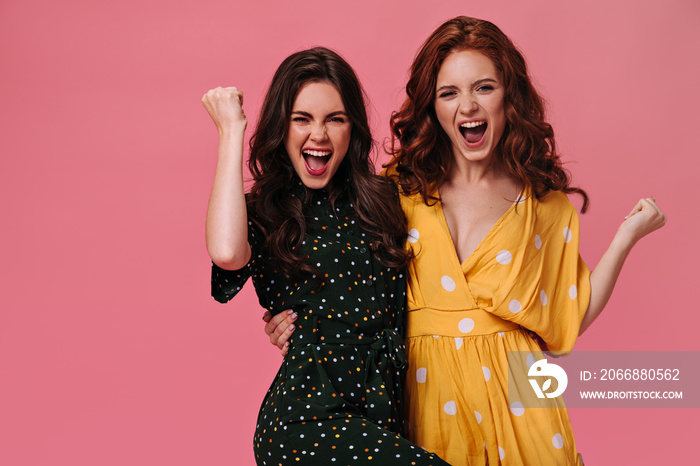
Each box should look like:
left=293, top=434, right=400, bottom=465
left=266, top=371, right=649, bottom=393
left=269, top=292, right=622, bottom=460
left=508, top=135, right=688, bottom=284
left=447, top=152, right=502, bottom=186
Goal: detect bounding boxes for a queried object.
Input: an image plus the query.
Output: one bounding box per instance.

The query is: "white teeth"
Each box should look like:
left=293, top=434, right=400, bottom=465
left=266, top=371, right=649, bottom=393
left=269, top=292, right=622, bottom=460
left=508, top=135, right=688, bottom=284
left=302, top=150, right=331, bottom=157
left=460, top=121, right=486, bottom=128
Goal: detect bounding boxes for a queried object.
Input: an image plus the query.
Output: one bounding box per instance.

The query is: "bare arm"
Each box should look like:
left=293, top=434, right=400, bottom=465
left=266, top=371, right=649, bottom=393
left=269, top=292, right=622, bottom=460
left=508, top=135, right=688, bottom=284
left=579, top=197, right=666, bottom=335
left=203, top=87, right=251, bottom=270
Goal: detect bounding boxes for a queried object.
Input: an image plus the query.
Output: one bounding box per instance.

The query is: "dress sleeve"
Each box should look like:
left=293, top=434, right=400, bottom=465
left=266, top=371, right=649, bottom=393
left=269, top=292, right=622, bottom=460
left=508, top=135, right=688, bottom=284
left=524, top=194, right=591, bottom=352
left=210, top=219, right=263, bottom=304
left=484, top=192, right=591, bottom=352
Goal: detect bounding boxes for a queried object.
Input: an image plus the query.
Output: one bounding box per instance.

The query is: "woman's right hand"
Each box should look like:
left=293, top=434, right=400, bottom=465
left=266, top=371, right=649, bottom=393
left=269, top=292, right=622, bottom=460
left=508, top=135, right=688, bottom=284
left=201, top=87, right=247, bottom=135
left=263, top=310, right=298, bottom=356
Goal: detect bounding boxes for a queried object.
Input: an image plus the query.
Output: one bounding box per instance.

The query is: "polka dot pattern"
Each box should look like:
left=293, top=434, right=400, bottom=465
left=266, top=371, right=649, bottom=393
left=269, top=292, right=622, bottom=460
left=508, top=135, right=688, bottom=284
left=563, top=226, right=572, bottom=243
left=212, top=186, right=449, bottom=464
left=526, top=353, right=537, bottom=368
left=552, top=433, right=564, bottom=449
left=510, top=402, right=525, bottom=416
left=458, top=318, right=475, bottom=334
left=509, top=299, right=522, bottom=313
left=496, top=250, right=512, bottom=264
left=407, top=228, right=420, bottom=243
left=443, top=401, right=457, bottom=415
left=400, top=188, right=590, bottom=465
left=441, top=275, right=456, bottom=292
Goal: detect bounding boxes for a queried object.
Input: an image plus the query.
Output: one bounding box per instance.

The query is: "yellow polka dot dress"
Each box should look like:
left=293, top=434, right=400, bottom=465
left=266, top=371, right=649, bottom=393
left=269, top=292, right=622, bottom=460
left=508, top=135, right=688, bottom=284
left=401, top=189, right=591, bottom=466
left=212, top=185, right=449, bottom=466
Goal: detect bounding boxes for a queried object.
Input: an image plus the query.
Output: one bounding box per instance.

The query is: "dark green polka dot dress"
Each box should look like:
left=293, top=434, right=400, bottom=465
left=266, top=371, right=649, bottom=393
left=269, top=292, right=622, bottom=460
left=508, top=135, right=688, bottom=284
left=212, top=185, right=449, bottom=465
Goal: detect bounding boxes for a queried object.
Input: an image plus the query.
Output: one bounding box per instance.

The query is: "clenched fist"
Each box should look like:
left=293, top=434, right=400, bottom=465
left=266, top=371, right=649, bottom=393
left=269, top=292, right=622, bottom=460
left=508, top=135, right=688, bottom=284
left=618, top=197, right=666, bottom=245
left=202, top=87, right=247, bottom=135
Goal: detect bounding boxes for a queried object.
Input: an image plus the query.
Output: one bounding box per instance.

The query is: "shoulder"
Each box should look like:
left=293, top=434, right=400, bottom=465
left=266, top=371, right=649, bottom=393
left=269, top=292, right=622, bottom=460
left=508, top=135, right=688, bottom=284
left=536, top=190, right=578, bottom=215
left=533, top=189, right=581, bottom=229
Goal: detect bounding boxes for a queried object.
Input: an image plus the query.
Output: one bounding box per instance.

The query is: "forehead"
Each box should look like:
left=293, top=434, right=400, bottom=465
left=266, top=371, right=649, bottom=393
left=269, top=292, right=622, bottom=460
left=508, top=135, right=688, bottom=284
left=436, top=50, right=499, bottom=85
left=292, top=81, right=345, bottom=111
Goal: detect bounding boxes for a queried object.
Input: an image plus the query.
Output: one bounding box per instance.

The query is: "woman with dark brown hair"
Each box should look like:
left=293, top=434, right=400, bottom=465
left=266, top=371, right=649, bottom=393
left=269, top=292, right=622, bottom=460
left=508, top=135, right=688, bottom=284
left=266, top=18, right=666, bottom=465
left=203, top=47, right=449, bottom=465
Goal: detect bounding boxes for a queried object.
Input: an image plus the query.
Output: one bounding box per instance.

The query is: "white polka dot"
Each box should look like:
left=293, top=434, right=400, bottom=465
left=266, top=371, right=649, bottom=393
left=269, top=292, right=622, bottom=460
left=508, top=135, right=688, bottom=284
left=569, top=285, right=577, bottom=299
left=515, top=194, right=527, bottom=204
left=540, top=290, right=548, bottom=306
left=499, top=446, right=505, bottom=460
left=458, top=318, right=475, bottom=334
left=455, top=337, right=463, bottom=350
left=407, top=228, right=420, bottom=243
left=416, top=367, right=427, bottom=383
left=535, top=234, right=542, bottom=249
left=496, top=250, right=512, bottom=265
left=563, top=226, right=572, bottom=243
left=482, top=366, right=491, bottom=381
left=509, top=299, right=522, bottom=313
left=475, top=410, right=482, bottom=424
left=443, top=401, right=457, bottom=415
left=526, top=353, right=537, bottom=368
left=552, top=433, right=564, bottom=449
left=497, top=332, right=505, bottom=337
left=510, top=401, right=525, bottom=416
left=441, top=275, right=456, bottom=292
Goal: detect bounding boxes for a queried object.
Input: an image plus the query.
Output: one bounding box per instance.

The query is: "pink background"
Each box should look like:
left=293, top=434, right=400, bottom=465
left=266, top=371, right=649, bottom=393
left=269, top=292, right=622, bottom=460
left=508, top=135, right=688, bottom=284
left=1, top=0, right=698, bottom=464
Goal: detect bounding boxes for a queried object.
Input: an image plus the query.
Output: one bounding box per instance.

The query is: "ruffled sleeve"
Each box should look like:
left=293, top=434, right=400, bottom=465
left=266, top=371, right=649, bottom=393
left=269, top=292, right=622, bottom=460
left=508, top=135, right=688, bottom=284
left=210, top=218, right=263, bottom=304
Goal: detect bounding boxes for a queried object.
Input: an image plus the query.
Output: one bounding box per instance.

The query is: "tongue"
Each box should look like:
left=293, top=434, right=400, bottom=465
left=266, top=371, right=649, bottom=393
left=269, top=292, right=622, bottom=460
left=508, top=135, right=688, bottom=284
left=464, top=125, right=486, bottom=143
left=306, top=154, right=329, bottom=170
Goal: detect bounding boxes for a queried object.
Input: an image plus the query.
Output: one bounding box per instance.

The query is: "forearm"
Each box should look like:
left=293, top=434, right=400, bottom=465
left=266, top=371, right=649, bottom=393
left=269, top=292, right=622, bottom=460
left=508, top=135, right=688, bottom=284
left=206, top=130, right=251, bottom=270
left=579, top=233, right=634, bottom=335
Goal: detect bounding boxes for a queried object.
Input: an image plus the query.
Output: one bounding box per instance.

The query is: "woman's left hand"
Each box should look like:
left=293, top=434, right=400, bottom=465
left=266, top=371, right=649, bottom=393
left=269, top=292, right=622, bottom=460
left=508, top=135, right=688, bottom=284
left=617, top=197, right=666, bottom=245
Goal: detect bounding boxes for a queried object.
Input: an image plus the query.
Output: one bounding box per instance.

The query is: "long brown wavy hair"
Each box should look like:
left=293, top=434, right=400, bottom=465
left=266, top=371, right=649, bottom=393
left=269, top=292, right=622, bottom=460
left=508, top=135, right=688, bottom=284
left=386, top=16, right=589, bottom=211
left=248, top=47, right=410, bottom=277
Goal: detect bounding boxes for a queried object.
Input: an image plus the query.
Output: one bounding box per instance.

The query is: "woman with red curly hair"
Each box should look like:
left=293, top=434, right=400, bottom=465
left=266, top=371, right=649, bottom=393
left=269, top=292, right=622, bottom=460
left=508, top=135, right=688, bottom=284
left=384, top=16, right=665, bottom=465
left=266, top=17, right=665, bottom=465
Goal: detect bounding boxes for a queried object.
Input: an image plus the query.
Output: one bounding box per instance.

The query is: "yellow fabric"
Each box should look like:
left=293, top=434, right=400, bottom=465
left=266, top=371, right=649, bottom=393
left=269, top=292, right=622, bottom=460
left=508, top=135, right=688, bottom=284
left=401, top=188, right=591, bottom=466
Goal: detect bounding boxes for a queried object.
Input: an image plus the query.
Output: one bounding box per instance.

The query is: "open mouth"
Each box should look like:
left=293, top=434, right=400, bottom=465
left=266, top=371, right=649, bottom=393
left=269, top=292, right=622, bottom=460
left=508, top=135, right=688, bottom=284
left=302, top=149, right=332, bottom=175
left=459, top=120, right=487, bottom=145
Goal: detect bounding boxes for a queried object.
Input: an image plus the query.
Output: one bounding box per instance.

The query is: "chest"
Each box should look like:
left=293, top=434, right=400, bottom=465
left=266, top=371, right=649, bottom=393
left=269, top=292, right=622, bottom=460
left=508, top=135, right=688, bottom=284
left=251, top=200, right=405, bottom=316
left=440, top=186, right=518, bottom=264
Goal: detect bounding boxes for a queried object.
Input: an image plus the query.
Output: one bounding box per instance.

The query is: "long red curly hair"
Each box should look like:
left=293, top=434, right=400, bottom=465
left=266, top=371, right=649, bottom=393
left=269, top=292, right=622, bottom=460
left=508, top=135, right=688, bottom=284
left=386, top=16, right=588, bottom=211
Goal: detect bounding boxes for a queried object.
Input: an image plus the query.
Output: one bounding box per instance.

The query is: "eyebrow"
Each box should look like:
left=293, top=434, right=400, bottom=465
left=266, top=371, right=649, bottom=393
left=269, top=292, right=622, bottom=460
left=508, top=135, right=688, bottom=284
left=291, top=110, right=348, bottom=118
left=436, top=78, right=499, bottom=93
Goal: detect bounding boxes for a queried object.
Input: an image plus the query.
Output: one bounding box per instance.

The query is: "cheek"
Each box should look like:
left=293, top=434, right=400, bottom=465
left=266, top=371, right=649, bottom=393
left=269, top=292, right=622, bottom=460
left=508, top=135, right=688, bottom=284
left=433, top=104, right=453, bottom=133
left=332, top=127, right=352, bottom=153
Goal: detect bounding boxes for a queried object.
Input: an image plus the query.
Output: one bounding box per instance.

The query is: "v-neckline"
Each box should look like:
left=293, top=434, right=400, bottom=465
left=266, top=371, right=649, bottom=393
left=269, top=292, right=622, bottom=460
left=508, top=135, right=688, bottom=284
left=435, top=189, right=525, bottom=272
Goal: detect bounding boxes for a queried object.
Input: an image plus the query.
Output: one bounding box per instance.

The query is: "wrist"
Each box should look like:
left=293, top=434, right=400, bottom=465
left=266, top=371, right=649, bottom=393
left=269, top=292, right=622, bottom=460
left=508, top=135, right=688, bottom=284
left=610, top=230, right=636, bottom=256
left=219, top=125, right=246, bottom=139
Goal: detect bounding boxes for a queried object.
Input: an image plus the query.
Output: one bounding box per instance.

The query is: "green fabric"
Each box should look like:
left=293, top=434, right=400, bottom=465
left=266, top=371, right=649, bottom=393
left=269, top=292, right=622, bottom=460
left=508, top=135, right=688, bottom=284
left=212, top=185, right=449, bottom=465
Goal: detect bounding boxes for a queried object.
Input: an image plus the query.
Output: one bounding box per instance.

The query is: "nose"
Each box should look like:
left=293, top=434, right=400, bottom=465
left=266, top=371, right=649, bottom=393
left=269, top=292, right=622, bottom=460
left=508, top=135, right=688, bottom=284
left=459, top=93, right=478, bottom=114
left=310, top=122, right=328, bottom=141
